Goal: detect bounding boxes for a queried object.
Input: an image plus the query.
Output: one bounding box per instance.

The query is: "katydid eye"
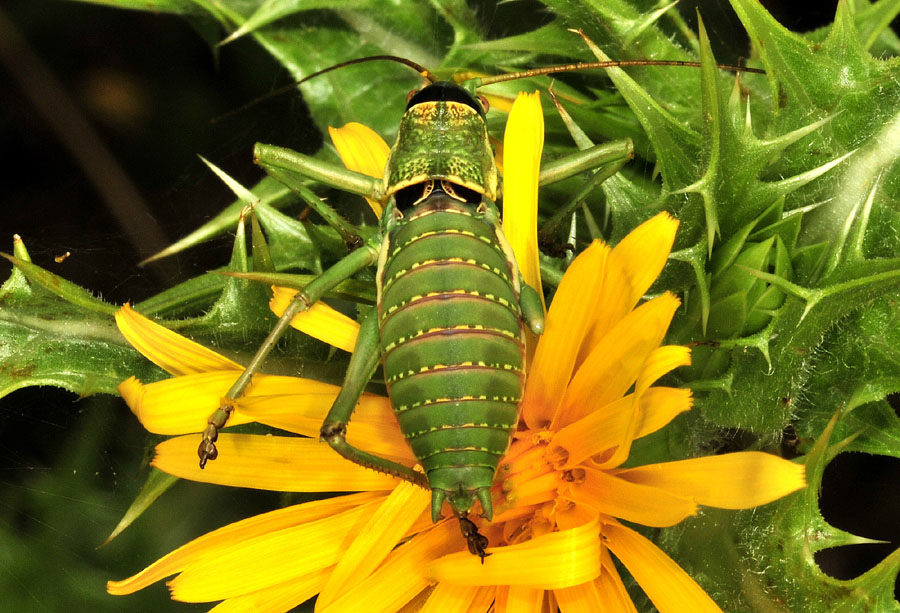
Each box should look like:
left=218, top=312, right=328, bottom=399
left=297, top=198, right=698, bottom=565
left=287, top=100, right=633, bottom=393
left=477, top=95, right=489, bottom=113
left=406, top=88, right=419, bottom=103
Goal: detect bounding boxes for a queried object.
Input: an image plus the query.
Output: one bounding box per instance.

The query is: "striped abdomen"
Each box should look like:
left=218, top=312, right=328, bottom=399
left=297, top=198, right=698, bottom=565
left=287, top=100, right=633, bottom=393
left=377, top=193, right=525, bottom=504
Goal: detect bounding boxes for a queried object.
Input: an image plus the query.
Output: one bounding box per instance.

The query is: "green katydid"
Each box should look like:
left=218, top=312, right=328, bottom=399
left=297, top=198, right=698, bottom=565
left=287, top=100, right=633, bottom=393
left=196, top=47, right=762, bottom=559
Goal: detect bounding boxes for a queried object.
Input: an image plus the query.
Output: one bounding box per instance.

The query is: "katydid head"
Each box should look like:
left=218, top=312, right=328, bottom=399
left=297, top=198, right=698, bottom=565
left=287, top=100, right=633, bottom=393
left=385, top=81, right=499, bottom=202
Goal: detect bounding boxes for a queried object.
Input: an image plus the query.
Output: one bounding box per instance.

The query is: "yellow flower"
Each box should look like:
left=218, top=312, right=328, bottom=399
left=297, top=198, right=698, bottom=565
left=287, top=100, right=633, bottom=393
left=107, top=93, right=806, bottom=612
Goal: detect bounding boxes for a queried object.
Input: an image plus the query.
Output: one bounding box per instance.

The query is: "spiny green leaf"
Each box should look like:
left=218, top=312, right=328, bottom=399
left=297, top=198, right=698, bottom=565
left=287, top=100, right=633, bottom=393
left=102, top=469, right=178, bottom=545
left=0, top=235, right=33, bottom=299
left=463, top=22, right=592, bottom=58
left=578, top=33, right=701, bottom=195
left=140, top=175, right=294, bottom=265
left=219, top=0, right=371, bottom=45
left=0, top=253, right=117, bottom=315
left=250, top=211, right=275, bottom=273
left=855, top=0, right=900, bottom=55
left=802, top=293, right=900, bottom=459
left=0, top=257, right=162, bottom=400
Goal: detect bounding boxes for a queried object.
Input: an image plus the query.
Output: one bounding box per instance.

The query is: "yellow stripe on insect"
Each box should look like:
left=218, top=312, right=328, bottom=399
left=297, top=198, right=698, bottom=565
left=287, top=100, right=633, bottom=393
left=392, top=229, right=497, bottom=255
left=394, top=393, right=522, bottom=412
left=386, top=361, right=525, bottom=383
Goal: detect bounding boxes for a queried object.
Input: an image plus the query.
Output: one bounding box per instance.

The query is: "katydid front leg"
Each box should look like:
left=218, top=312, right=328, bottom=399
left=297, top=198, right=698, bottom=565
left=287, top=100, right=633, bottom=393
left=198, top=144, right=385, bottom=468
left=255, top=143, right=383, bottom=201
left=199, top=239, right=381, bottom=466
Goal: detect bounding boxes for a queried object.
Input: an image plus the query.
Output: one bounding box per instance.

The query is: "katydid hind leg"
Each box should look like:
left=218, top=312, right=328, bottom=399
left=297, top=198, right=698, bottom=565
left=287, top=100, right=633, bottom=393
left=320, top=308, right=428, bottom=488
left=198, top=239, right=381, bottom=467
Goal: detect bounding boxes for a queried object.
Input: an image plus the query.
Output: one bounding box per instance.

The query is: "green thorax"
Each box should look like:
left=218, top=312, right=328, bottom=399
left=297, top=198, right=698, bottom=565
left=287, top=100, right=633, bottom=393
left=384, top=100, right=498, bottom=202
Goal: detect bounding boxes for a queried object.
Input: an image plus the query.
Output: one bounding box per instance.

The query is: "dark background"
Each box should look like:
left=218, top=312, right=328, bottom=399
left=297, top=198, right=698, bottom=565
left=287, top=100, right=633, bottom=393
left=1, top=0, right=897, bottom=610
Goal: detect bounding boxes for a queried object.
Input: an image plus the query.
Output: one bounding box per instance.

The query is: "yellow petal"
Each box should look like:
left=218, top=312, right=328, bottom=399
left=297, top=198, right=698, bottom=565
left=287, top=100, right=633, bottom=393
left=115, top=304, right=241, bottom=376
left=572, top=246, right=632, bottom=371
left=521, top=241, right=610, bottom=428
left=469, top=586, right=497, bottom=613
left=502, top=92, right=544, bottom=308
left=603, top=520, right=722, bottom=612
left=503, top=470, right=560, bottom=509
left=591, top=344, right=690, bottom=470
left=118, top=372, right=350, bottom=436
left=208, top=569, right=330, bottom=612
left=566, top=467, right=698, bottom=527
left=554, top=579, right=607, bottom=613
left=494, top=586, right=510, bottom=611
left=597, top=547, right=639, bottom=613
left=503, top=586, right=546, bottom=612
left=555, top=292, right=681, bottom=428
left=635, top=345, right=691, bottom=396
left=467, top=586, right=497, bottom=613
left=233, top=392, right=335, bottom=435
left=118, top=372, right=249, bottom=434
left=329, top=122, right=390, bottom=216
left=548, top=387, right=692, bottom=469
left=316, top=481, right=431, bottom=609
left=236, top=391, right=412, bottom=461
left=168, top=500, right=385, bottom=601
left=615, top=452, right=806, bottom=509
left=611, top=212, right=679, bottom=307
left=430, top=516, right=601, bottom=589
left=419, top=582, right=484, bottom=613
left=318, top=521, right=460, bottom=613
left=270, top=286, right=360, bottom=352
left=152, top=434, right=401, bottom=491
left=576, top=212, right=678, bottom=368
left=107, top=492, right=382, bottom=595
left=553, top=499, right=597, bottom=532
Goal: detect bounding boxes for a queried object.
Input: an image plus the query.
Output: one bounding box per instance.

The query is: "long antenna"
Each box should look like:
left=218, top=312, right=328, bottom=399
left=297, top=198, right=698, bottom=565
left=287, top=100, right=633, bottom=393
left=477, top=59, right=764, bottom=86
left=216, top=32, right=763, bottom=124
left=477, top=28, right=764, bottom=87
left=213, top=55, right=437, bottom=123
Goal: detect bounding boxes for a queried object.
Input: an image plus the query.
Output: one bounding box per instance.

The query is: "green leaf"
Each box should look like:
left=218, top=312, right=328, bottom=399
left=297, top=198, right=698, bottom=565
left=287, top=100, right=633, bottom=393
left=0, top=241, right=164, bottom=399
